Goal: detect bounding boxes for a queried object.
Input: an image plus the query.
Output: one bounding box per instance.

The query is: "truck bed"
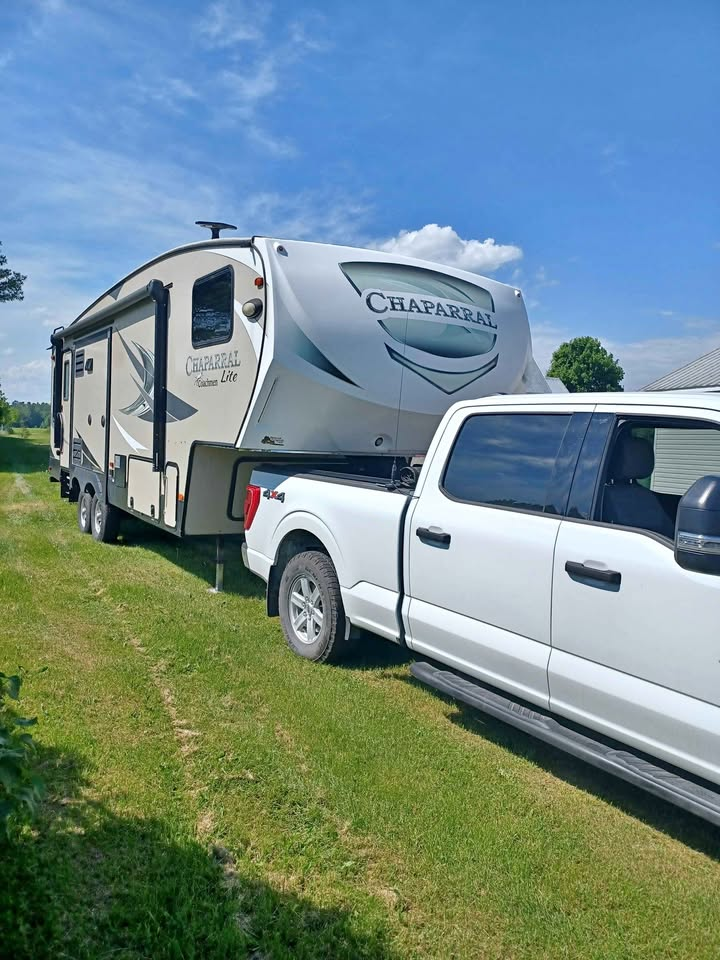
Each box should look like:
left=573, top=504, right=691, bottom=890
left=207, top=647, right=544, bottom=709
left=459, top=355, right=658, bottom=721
left=245, top=466, right=413, bottom=643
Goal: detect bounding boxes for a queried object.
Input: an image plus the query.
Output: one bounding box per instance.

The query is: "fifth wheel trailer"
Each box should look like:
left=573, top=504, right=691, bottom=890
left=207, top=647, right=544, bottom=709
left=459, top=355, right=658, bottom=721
left=49, top=225, right=550, bottom=542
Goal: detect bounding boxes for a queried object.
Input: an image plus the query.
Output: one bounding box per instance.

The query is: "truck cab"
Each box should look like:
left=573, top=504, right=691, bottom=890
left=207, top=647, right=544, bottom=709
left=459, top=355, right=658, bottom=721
left=404, top=393, right=720, bottom=787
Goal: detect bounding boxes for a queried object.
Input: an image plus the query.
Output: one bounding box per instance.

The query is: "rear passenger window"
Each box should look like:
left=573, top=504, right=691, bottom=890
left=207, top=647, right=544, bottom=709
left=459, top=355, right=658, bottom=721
left=597, top=417, right=720, bottom=539
left=442, top=413, right=571, bottom=513
left=192, top=266, right=233, bottom=348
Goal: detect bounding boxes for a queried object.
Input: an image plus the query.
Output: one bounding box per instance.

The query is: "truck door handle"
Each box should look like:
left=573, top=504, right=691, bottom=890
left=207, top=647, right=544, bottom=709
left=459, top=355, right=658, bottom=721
left=565, top=560, right=621, bottom=586
left=416, top=527, right=451, bottom=546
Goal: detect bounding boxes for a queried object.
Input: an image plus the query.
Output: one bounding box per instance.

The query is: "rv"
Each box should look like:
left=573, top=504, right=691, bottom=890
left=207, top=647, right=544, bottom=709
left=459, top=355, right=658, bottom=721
left=49, top=224, right=549, bottom=544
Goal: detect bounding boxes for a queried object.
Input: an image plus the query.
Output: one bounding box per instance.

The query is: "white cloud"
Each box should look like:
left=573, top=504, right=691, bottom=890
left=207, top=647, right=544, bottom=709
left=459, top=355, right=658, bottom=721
left=600, top=141, right=628, bottom=177
left=287, top=15, right=331, bottom=53
left=528, top=321, right=568, bottom=379
left=0, top=359, right=49, bottom=402
left=221, top=60, right=279, bottom=111
left=1, top=0, right=69, bottom=70
left=683, top=316, right=718, bottom=331
left=608, top=331, right=720, bottom=390
left=197, top=0, right=266, bottom=48
left=529, top=320, right=720, bottom=391
left=245, top=125, right=298, bottom=158
left=371, top=224, right=523, bottom=274
left=130, top=75, right=200, bottom=113
left=190, top=5, right=330, bottom=153
left=534, top=265, right=559, bottom=288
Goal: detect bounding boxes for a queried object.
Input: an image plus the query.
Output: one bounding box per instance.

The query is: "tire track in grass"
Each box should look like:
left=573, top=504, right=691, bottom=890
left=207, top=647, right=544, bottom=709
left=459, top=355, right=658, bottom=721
left=77, top=562, right=421, bottom=954
left=76, top=542, right=436, bottom=953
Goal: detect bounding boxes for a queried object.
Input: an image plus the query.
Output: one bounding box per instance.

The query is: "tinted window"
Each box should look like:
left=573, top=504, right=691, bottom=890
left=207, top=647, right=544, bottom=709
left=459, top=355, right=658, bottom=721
left=192, top=267, right=233, bottom=348
left=443, top=413, right=571, bottom=513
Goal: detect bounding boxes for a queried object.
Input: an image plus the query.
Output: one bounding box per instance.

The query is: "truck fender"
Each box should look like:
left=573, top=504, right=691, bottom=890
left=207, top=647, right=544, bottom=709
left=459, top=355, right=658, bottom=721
left=266, top=511, right=346, bottom=616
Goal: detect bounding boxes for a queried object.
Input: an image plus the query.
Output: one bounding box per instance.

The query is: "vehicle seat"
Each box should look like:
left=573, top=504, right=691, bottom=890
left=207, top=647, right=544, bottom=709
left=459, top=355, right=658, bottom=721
left=601, top=434, right=675, bottom=539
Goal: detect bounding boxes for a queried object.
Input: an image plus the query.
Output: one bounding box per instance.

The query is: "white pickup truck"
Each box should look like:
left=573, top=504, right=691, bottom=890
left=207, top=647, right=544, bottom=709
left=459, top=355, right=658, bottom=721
left=242, top=392, right=720, bottom=825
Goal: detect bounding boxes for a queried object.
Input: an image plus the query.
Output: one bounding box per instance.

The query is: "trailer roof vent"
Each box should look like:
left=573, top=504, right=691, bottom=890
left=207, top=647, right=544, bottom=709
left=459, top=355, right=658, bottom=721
left=195, top=221, right=237, bottom=240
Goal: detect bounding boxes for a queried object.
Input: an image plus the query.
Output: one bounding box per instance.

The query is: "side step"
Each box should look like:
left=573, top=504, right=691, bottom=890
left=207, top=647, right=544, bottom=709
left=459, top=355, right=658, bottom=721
left=411, top=661, right=720, bottom=828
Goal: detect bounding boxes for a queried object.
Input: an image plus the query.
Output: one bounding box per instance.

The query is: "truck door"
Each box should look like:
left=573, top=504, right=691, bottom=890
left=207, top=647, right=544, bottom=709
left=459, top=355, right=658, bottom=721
left=549, top=407, right=720, bottom=784
left=71, top=333, right=110, bottom=481
left=405, top=405, right=587, bottom=709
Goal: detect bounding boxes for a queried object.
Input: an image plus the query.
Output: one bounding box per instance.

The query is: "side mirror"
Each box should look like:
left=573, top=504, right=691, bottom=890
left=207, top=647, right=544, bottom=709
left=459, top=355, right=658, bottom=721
left=675, top=475, right=720, bottom=576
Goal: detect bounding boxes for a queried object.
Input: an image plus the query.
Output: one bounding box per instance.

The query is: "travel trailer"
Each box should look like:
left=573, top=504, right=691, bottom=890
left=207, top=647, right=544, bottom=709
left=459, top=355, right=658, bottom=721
left=49, top=224, right=550, bottom=543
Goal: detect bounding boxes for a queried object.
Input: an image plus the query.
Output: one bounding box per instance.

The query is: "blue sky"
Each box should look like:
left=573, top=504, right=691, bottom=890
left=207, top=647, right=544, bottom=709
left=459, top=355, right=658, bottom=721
left=1, top=0, right=718, bottom=400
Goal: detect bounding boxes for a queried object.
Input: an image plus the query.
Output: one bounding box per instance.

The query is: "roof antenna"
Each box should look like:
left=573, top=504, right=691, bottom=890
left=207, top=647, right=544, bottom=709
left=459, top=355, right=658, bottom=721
left=195, top=220, right=237, bottom=240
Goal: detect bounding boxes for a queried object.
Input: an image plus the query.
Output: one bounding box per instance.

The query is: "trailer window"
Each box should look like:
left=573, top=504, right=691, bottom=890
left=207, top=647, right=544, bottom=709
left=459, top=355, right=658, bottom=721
left=62, top=357, right=70, bottom=401
left=192, top=266, right=233, bottom=348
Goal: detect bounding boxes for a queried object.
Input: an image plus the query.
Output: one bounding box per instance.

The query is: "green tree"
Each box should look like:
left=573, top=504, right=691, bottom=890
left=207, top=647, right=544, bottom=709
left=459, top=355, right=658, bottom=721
left=10, top=401, right=50, bottom=428
left=547, top=336, right=624, bottom=392
left=0, top=383, right=10, bottom=430
left=0, top=241, right=26, bottom=303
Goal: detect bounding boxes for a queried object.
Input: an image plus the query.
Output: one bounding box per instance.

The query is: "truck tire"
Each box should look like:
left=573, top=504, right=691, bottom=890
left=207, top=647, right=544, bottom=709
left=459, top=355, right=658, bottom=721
left=77, top=492, right=93, bottom=534
left=90, top=494, right=120, bottom=543
left=278, top=550, right=351, bottom=663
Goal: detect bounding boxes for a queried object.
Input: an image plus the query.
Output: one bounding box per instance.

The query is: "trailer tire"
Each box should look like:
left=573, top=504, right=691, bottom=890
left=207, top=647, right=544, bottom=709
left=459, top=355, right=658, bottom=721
left=90, top=495, right=120, bottom=543
left=278, top=550, right=351, bottom=663
left=77, top=492, right=92, bottom=534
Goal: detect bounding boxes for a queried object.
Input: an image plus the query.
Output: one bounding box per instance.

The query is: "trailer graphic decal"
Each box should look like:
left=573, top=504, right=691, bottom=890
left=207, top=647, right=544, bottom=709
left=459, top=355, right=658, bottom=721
left=385, top=345, right=499, bottom=395
left=340, top=261, right=501, bottom=391
left=112, top=416, right=147, bottom=452
left=72, top=431, right=102, bottom=472
left=293, top=324, right=359, bottom=387
left=118, top=334, right=197, bottom=423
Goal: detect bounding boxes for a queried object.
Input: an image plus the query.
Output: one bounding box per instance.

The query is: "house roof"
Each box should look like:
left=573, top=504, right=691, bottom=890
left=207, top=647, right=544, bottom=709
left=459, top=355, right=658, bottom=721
left=641, top=346, right=720, bottom=391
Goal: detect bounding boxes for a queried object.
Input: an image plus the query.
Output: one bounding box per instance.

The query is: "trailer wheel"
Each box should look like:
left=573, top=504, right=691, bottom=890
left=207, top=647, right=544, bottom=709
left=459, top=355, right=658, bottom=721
left=278, top=550, right=351, bottom=663
left=77, top=492, right=92, bottom=534
left=90, top=495, right=120, bottom=543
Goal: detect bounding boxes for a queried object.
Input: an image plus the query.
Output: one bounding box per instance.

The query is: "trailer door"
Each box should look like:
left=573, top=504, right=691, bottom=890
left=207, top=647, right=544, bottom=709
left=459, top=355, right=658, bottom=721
left=71, top=332, right=110, bottom=481
left=58, top=349, right=73, bottom=470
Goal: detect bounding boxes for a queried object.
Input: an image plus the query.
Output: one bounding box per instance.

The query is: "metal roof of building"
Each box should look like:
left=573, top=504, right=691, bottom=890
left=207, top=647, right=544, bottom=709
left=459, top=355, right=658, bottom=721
left=641, top=346, right=720, bottom=391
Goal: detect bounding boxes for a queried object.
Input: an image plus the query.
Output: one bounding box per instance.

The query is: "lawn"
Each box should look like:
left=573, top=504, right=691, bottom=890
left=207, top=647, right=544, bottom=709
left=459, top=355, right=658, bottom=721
left=1, top=429, right=719, bottom=959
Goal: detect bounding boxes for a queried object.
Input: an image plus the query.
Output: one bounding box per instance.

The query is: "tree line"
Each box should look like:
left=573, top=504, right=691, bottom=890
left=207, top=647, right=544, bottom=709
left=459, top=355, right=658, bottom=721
left=4, top=400, right=51, bottom=429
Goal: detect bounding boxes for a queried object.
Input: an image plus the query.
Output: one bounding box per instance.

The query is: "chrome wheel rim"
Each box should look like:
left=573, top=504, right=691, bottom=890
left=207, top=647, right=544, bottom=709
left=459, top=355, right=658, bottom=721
left=93, top=499, right=102, bottom=532
left=80, top=499, right=88, bottom=527
left=288, top=574, right=324, bottom=645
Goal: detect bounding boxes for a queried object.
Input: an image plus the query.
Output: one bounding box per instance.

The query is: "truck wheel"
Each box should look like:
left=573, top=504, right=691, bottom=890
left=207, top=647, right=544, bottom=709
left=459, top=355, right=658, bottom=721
left=77, top=492, right=92, bottom=534
left=90, top=495, right=120, bottom=543
left=278, top=551, right=350, bottom=663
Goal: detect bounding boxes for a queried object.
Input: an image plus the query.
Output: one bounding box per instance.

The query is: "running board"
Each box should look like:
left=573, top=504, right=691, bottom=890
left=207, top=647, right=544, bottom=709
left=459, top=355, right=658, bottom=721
left=410, top=661, right=720, bottom=828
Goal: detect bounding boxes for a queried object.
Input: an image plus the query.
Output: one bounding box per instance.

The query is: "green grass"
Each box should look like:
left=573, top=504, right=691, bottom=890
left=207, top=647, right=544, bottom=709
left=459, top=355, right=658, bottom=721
left=1, top=429, right=720, bottom=959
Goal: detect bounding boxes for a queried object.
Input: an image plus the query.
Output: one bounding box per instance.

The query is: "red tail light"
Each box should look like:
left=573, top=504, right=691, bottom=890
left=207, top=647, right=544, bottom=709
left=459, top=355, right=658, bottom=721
left=244, top=484, right=261, bottom=530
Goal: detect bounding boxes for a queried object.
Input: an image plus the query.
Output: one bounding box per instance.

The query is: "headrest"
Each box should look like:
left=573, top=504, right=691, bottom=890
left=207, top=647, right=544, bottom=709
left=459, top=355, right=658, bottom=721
left=608, top=434, right=654, bottom=482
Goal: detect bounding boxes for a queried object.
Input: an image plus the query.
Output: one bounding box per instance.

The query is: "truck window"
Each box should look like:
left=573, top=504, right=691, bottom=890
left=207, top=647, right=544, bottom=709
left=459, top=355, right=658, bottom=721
left=192, top=266, right=233, bottom=348
left=442, top=413, right=571, bottom=513
left=597, top=418, right=720, bottom=539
